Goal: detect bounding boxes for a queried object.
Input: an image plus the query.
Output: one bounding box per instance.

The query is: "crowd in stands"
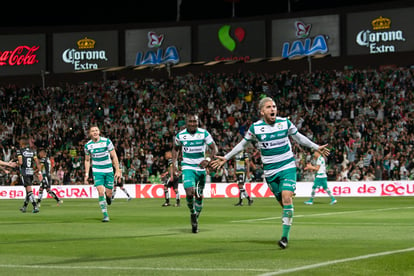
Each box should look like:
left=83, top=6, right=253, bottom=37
left=0, top=66, right=413, bottom=186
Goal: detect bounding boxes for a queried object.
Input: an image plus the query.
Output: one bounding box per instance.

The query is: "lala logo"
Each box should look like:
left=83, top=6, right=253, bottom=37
left=147, top=32, right=164, bottom=48
left=295, top=21, right=311, bottom=38
left=135, top=31, right=179, bottom=65
left=281, top=20, right=328, bottom=59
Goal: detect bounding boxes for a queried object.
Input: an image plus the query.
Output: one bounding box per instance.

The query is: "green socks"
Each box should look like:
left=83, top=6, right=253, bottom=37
left=98, top=196, right=108, bottom=217
left=282, top=204, right=294, bottom=239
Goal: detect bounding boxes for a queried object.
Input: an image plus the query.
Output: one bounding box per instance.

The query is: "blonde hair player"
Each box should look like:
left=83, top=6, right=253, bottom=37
left=211, top=97, right=330, bottom=249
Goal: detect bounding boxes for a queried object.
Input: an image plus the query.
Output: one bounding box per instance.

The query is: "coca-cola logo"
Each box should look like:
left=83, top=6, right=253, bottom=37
left=0, top=45, right=39, bottom=66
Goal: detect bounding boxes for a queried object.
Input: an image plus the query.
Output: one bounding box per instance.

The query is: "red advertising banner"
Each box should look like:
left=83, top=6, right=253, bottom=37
left=1, top=181, right=413, bottom=200
left=0, top=33, right=46, bottom=76
left=0, top=45, right=39, bottom=66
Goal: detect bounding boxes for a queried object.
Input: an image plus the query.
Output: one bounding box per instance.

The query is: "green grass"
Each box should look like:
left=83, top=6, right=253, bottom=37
left=1, top=197, right=413, bottom=276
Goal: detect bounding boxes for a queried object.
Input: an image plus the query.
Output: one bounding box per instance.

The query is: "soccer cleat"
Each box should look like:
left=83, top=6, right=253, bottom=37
left=234, top=202, right=243, bottom=206
left=37, top=202, right=41, bottom=208
left=248, top=199, right=254, bottom=206
left=20, top=206, right=27, bottom=213
left=57, top=200, right=63, bottom=206
left=102, top=216, right=110, bottom=222
left=304, top=200, right=313, bottom=205
left=106, top=196, right=112, bottom=206
left=32, top=207, right=40, bottom=213
left=278, top=237, right=288, bottom=249
left=330, top=199, right=337, bottom=205
left=174, top=202, right=181, bottom=207
left=127, top=197, right=132, bottom=201
left=191, top=213, right=198, bottom=233
left=162, top=202, right=171, bottom=207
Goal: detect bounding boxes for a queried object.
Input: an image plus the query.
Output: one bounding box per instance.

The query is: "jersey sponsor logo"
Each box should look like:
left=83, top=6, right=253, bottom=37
left=260, top=140, right=286, bottom=148
left=22, top=152, right=34, bottom=157
left=91, top=152, right=108, bottom=158
left=183, top=147, right=202, bottom=153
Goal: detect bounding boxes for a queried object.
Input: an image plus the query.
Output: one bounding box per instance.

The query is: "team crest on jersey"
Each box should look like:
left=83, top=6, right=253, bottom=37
left=277, top=122, right=283, bottom=129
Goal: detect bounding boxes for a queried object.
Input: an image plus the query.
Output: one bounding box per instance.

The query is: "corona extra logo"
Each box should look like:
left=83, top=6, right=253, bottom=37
left=371, top=16, right=391, bottom=30
left=77, top=37, right=96, bottom=49
left=356, top=15, right=405, bottom=54
left=62, top=37, right=108, bottom=70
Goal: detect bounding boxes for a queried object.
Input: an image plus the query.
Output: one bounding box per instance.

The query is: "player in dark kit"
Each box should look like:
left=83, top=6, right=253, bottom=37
left=112, top=165, right=132, bottom=201
left=37, top=149, right=63, bottom=207
left=161, top=151, right=181, bottom=207
left=234, top=150, right=253, bottom=206
left=17, top=137, right=41, bottom=213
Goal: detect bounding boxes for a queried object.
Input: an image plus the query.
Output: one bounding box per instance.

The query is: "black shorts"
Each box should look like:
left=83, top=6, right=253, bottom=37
left=164, top=176, right=179, bottom=189
left=20, top=175, right=33, bottom=187
left=40, top=176, right=51, bottom=189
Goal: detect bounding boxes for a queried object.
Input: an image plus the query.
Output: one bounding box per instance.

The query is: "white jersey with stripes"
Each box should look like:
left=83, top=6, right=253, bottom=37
left=174, top=127, right=214, bottom=172
left=244, top=117, right=297, bottom=178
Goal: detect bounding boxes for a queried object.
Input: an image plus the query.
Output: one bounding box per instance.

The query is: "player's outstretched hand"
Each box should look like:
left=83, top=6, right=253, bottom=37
left=318, top=144, right=330, bottom=157
left=210, top=156, right=227, bottom=170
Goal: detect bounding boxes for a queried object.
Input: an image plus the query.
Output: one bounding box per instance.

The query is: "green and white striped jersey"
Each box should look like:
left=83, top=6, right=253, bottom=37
left=84, top=137, right=115, bottom=174
left=315, top=155, right=327, bottom=178
left=174, top=128, right=214, bottom=172
left=244, top=117, right=297, bottom=177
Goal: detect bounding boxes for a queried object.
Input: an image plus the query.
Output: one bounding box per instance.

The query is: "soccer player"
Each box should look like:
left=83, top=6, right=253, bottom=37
left=161, top=151, right=181, bottom=207
left=112, top=160, right=132, bottom=201
left=303, top=150, right=337, bottom=205
left=234, top=150, right=253, bottom=206
left=84, top=125, right=121, bottom=222
left=17, top=137, right=42, bottom=213
left=210, top=97, right=330, bottom=249
left=172, top=112, right=217, bottom=233
left=37, top=149, right=63, bottom=207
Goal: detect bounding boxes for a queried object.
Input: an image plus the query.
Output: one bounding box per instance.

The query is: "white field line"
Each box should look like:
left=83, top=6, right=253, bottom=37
left=230, top=206, right=414, bottom=223
left=1, top=247, right=413, bottom=274
left=258, top=247, right=414, bottom=276
left=0, top=263, right=270, bottom=273
left=1, top=208, right=413, bottom=274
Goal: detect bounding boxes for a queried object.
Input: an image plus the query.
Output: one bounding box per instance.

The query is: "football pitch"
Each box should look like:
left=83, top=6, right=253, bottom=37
left=0, top=196, right=413, bottom=276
